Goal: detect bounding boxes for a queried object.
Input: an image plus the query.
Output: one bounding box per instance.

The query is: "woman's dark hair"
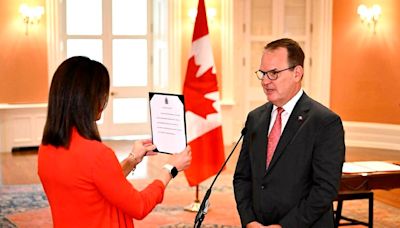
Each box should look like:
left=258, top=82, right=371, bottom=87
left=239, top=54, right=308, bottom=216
left=42, top=56, right=110, bottom=148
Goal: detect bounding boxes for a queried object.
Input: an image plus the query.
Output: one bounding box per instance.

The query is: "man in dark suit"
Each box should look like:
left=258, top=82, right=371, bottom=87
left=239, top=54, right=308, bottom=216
left=233, top=38, right=345, bottom=228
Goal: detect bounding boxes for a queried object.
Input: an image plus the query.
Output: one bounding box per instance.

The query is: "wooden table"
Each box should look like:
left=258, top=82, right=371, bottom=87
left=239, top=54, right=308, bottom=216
left=340, top=162, right=400, bottom=191
left=335, top=162, right=400, bottom=228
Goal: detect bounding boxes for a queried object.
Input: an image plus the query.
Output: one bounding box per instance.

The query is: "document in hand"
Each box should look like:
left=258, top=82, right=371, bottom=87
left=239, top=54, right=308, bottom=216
left=149, top=92, right=187, bottom=154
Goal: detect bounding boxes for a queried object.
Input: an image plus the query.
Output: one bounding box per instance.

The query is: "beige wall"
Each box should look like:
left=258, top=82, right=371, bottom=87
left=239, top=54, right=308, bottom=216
left=331, top=0, right=400, bottom=124
left=1, top=0, right=399, bottom=126
left=0, top=0, right=48, bottom=104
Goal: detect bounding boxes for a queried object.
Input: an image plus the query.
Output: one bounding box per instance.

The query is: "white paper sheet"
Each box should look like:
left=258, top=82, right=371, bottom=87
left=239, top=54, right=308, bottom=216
left=342, top=161, right=400, bottom=173
left=149, top=92, right=186, bottom=154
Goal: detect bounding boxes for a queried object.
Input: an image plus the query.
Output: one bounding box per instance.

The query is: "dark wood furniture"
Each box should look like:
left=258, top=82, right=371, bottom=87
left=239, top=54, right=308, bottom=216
left=334, top=191, right=373, bottom=228
left=334, top=162, right=400, bottom=228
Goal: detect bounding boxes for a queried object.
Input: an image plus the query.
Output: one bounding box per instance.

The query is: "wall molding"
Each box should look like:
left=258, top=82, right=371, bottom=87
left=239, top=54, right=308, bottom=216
left=46, top=0, right=63, bottom=86
left=220, top=0, right=234, bottom=105
left=0, top=105, right=47, bottom=152
left=167, top=0, right=182, bottom=94
left=343, top=121, right=400, bottom=151
left=310, top=0, right=332, bottom=107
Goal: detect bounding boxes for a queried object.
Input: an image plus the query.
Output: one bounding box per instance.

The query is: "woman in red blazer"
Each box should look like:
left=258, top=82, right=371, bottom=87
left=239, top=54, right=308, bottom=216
left=38, top=56, right=191, bottom=228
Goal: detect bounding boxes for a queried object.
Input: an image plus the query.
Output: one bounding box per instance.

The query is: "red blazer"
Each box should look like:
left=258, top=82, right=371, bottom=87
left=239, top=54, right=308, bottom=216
left=38, top=129, right=165, bottom=228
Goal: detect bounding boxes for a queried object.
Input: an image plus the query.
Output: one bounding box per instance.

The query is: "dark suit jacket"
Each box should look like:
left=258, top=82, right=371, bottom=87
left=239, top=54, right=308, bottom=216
left=233, top=92, right=345, bottom=228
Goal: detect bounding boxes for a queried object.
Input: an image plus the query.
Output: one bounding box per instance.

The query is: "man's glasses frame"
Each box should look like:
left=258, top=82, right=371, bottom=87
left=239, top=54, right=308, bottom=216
left=255, top=65, right=296, bottom=81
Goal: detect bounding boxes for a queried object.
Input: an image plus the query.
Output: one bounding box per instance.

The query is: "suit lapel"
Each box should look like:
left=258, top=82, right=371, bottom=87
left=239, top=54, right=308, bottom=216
left=253, top=103, right=272, bottom=173
left=266, top=93, right=311, bottom=172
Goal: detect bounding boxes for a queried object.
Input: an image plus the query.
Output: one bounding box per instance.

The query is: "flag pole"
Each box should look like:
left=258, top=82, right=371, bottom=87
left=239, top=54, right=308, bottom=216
left=184, top=185, right=201, bottom=212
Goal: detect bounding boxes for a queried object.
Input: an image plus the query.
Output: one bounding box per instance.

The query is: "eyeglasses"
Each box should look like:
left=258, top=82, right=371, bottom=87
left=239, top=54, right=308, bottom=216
left=255, top=66, right=296, bottom=80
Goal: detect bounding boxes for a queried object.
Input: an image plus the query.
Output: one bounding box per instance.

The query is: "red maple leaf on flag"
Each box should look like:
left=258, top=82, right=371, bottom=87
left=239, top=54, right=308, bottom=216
left=183, top=56, right=219, bottom=119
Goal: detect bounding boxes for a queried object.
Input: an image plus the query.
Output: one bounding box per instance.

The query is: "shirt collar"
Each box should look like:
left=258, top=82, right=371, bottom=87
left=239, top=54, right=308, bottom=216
left=272, top=89, right=303, bottom=115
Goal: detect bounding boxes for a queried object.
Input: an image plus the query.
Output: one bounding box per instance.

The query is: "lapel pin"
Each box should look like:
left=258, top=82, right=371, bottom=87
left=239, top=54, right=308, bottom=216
left=298, top=116, right=303, bottom=121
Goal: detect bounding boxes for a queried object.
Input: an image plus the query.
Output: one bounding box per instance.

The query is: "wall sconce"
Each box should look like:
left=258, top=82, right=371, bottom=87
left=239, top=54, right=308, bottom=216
left=19, top=4, right=44, bottom=35
left=357, top=4, right=381, bottom=33
left=188, top=8, right=216, bottom=23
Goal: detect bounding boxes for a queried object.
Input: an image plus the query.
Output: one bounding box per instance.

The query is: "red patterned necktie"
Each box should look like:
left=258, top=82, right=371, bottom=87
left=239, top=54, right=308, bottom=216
left=266, top=107, right=284, bottom=168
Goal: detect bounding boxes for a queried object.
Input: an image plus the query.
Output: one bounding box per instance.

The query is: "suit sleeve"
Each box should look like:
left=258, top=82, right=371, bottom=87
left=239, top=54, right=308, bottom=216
left=92, top=147, right=165, bottom=220
left=233, top=115, right=257, bottom=226
left=279, top=114, right=345, bottom=227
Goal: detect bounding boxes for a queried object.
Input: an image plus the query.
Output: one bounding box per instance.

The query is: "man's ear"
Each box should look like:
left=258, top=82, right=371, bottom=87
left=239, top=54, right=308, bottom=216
left=294, top=65, right=304, bottom=81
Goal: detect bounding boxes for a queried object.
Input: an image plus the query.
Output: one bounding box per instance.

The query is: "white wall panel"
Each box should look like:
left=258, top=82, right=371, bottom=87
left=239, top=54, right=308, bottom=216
left=0, top=104, right=47, bottom=152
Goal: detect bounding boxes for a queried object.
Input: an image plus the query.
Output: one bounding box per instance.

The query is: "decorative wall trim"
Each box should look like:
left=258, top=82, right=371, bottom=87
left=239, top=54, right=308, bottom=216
left=0, top=103, right=47, bottom=110
left=167, top=0, right=182, bottom=94
left=220, top=0, right=234, bottom=105
left=310, top=0, right=333, bottom=107
left=46, top=0, right=62, bottom=86
left=0, top=106, right=47, bottom=152
left=343, top=121, right=400, bottom=151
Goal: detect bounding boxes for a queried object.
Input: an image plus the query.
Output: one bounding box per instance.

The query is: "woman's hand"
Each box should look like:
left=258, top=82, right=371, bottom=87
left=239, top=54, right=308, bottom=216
left=130, top=139, right=157, bottom=165
left=121, top=139, right=156, bottom=177
left=157, top=146, right=192, bottom=187
left=167, top=146, right=192, bottom=172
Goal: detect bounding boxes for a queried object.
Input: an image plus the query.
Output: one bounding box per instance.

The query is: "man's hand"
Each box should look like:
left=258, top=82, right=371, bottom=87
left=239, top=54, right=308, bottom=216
left=246, top=221, right=263, bottom=228
left=246, top=221, right=282, bottom=228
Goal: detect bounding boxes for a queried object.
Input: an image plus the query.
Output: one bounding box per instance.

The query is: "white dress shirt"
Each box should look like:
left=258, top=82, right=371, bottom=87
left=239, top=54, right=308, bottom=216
left=268, top=89, right=304, bottom=135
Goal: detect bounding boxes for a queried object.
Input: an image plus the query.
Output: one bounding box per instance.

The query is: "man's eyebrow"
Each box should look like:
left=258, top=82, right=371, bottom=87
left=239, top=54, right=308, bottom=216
left=260, top=68, right=278, bottom=73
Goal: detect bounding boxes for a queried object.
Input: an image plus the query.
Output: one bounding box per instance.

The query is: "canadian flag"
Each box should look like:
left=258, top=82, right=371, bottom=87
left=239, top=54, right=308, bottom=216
left=183, top=0, right=225, bottom=187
